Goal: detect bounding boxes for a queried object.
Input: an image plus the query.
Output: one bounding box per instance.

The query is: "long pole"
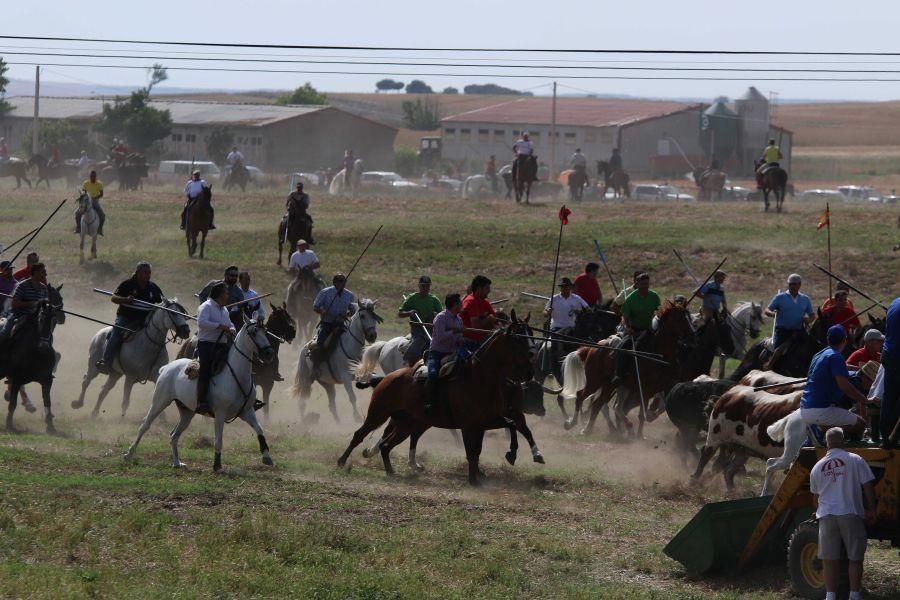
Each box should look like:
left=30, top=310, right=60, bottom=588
left=8, top=199, right=67, bottom=266
left=1, top=227, right=39, bottom=255
left=32, top=66, right=40, bottom=154
left=547, top=206, right=567, bottom=322
left=632, top=335, right=648, bottom=422
left=321, top=224, right=383, bottom=318
left=826, top=202, right=833, bottom=299
left=812, top=263, right=886, bottom=310
left=93, top=288, right=197, bottom=320
left=686, top=256, right=728, bottom=307
left=0, top=293, right=135, bottom=332
left=594, top=239, right=619, bottom=295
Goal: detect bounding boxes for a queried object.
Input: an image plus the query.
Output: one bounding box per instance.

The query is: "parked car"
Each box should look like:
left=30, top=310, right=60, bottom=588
left=359, top=171, right=425, bottom=191
left=426, top=177, right=462, bottom=193
left=837, top=185, right=882, bottom=202
left=722, top=186, right=754, bottom=201
left=632, top=184, right=695, bottom=202
left=158, top=160, right=221, bottom=179
left=882, top=195, right=900, bottom=204
left=798, top=189, right=845, bottom=203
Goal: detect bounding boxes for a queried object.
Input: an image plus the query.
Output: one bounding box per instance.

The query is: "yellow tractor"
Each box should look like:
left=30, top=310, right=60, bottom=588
left=665, top=446, right=899, bottom=599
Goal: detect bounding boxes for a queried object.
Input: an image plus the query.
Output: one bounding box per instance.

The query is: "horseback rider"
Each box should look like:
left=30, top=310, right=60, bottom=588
left=0, top=262, right=48, bottom=345
left=424, top=293, right=465, bottom=415
left=765, top=273, right=815, bottom=352
left=822, top=287, right=861, bottom=338
left=573, top=263, right=603, bottom=307
left=310, top=273, right=356, bottom=371
left=181, top=170, right=215, bottom=230
left=0, top=261, right=16, bottom=313
left=13, top=252, right=39, bottom=282
left=195, top=282, right=236, bottom=416
left=460, top=275, right=498, bottom=351
left=485, top=155, right=499, bottom=193
left=95, top=261, right=164, bottom=374
left=0, top=137, right=9, bottom=163
left=74, top=170, right=106, bottom=236
left=570, top=148, right=587, bottom=173
left=512, top=133, right=536, bottom=183
left=757, top=138, right=782, bottom=176
left=847, top=329, right=883, bottom=370
left=545, top=277, right=589, bottom=367
left=289, top=239, right=321, bottom=280
left=699, top=270, right=728, bottom=322
left=226, top=146, right=244, bottom=167
left=49, top=144, right=61, bottom=168
left=342, top=150, right=355, bottom=186
left=285, top=181, right=314, bottom=244
left=198, top=266, right=244, bottom=330
left=398, top=275, right=442, bottom=367
left=606, top=148, right=623, bottom=186
left=799, top=325, right=868, bottom=436
left=237, top=271, right=265, bottom=321
left=76, top=150, right=91, bottom=178
left=612, top=272, right=661, bottom=387
left=613, top=271, right=644, bottom=309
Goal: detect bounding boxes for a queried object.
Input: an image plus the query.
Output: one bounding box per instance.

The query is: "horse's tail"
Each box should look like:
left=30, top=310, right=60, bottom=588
left=291, top=348, right=314, bottom=400
left=561, top=351, right=587, bottom=399
left=355, top=341, right=385, bottom=380
left=766, top=410, right=795, bottom=442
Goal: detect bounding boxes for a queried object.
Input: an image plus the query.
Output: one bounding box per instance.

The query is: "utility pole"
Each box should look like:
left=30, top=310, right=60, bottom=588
left=549, top=81, right=557, bottom=178
left=31, top=66, right=40, bottom=154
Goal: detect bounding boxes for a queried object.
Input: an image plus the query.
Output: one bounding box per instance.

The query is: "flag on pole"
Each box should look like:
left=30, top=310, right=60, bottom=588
left=817, top=207, right=830, bottom=231
left=558, top=205, right=571, bottom=225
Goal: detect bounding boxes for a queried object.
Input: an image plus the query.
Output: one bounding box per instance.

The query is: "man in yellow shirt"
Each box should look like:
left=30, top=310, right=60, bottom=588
left=75, top=170, right=106, bottom=235
left=757, top=138, right=783, bottom=175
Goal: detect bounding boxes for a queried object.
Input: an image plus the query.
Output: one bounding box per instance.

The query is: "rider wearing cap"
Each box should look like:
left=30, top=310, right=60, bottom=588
left=398, top=276, right=443, bottom=367
left=181, top=170, right=215, bottom=230
left=765, top=273, right=815, bottom=350
left=822, top=287, right=861, bottom=337
left=799, top=324, right=868, bottom=435
left=288, top=239, right=320, bottom=278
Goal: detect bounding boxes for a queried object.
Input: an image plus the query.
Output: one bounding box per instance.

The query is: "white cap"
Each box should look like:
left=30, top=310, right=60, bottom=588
left=787, top=273, right=802, bottom=284
left=864, top=329, right=884, bottom=342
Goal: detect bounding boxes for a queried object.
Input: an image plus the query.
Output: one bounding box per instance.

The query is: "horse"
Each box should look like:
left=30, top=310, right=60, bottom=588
left=223, top=163, right=250, bottom=192
left=754, top=160, right=789, bottom=212
left=729, top=314, right=827, bottom=381
left=27, top=154, right=80, bottom=188
left=255, top=304, right=296, bottom=419
left=186, top=185, right=213, bottom=259
left=561, top=301, right=696, bottom=437
left=565, top=169, right=590, bottom=201
left=1, top=298, right=63, bottom=432
left=76, top=190, right=100, bottom=264
left=328, top=159, right=364, bottom=196
left=728, top=302, right=766, bottom=360
left=597, top=161, right=631, bottom=199
left=125, top=315, right=276, bottom=471
left=0, top=158, right=32, bottom=188
left=277, top=203, right=313, bottom=266
left=337, top=312, right=535, bottom=485
left=693, top=168, right=727, bottom=201
left=98, top=155, right=148, bottom=191
left=512, top=155, right=536, bottom=203
left=284, top=270, right=324, bottom=345
left=292, top=300, right=382, bottom=423
left=354, top=335, right=409, bottom=385
left=461, top=174, right=500, bottom=200
left=72, top=299, right=192, bottom=418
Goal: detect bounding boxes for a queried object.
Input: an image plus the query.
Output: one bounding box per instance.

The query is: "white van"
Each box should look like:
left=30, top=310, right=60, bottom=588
left=158, top=160, right=221, bottom=179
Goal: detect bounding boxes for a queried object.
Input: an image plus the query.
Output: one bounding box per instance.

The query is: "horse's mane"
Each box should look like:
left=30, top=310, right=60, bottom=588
left=657, top=299, right=685, bottom=321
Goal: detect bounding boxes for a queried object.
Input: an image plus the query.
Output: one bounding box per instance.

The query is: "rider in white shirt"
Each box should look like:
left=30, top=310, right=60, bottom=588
left=226, top=146, right=244, bottom=166
left=289, top=239, right=321, bottom=277
left=513, top=133, right=534, bottom=157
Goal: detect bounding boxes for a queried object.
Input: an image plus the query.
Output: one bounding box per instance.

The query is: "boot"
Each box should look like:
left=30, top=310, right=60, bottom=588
left=196, top=379, right=213, bottom=416
left=423, top=379, right=439, bottom=416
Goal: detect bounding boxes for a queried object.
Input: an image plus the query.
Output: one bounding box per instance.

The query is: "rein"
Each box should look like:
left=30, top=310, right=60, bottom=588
left=223, top=324, right=271, bottom=423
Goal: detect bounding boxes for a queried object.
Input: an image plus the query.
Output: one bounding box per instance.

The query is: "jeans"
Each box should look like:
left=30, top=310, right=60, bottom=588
left=102, top=315, right=144, bottom=364
left=880, top=351, right=900, bottom=442
left=316, top=321, right=342, bottom=345
left=427, top=351, right=449, bottom=382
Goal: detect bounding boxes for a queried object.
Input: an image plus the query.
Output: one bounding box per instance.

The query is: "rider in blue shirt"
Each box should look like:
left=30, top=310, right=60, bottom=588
left=800, top=325, right=867, bottom=435
left=880, top=297, right=900, bottom=446
left=765, top=273, right=815, bottom=349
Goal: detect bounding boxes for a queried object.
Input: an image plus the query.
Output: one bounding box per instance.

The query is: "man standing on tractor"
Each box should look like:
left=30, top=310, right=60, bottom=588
left=809, top=427, right=876, bottom=600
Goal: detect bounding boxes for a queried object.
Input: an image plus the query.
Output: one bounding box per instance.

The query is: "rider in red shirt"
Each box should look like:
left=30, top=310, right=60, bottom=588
left=822, top=288, right=860, bottom=336
left=460, top=275, right=497, bottom=345
left=573, top=263, right=602, bottom=306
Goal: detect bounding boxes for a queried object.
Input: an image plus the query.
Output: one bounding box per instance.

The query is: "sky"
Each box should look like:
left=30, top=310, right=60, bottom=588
left=3, top=0, right=900, bottom=101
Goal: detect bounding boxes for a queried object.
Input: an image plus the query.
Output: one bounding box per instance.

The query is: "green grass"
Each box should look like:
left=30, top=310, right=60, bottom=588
left=0, top=185, right=898, bottom=597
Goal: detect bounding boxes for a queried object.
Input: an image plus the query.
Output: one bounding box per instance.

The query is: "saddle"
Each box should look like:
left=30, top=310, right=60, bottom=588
left=412, top=353, right=460, bottom=382
left=308, top=327, right=344, bottom=365
left=183, top=345, right=230, bottom=380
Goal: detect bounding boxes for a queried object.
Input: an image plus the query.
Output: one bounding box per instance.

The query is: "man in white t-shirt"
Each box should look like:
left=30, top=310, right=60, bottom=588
left=543, top=277, right=588, bottom=369
left=809, top=427, right=877, bottom=600
left=288, top=239, right=320, bottom=278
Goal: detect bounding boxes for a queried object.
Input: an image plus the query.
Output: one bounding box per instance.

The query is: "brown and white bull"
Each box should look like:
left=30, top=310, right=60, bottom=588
left=692, top=381, right=801, bottom=491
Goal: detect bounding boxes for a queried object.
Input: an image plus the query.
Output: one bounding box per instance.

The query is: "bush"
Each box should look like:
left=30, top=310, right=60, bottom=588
left=395, top=146, right=418, bottom=177
left=376, top=79, right=405, bottom=93
left=24, top=120, right=98, bottom=158
left=442, top=87, right=459, bottom=95
left=276, top=83, right=327, bottom=105
left=401, top=97, right=442, bottom=131
left=405, top=80, right=433, bottom=94
left=97, top=89, right=173, bottom=153
left=463, top=83, right=531, bottom=96
left=205, top=127, right=234, bottom=165
left=0, top=58, right=11, bottom=117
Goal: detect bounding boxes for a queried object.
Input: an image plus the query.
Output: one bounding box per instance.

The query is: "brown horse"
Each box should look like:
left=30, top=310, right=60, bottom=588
left=561, top=301, right=695, bottom=437
left=693, top=168, right=727, bottom=201
left=277, top=203, right=313, bottom=266
left=284, top=270, right=323, bottom=344
left=256, top=304, right=296, bottom=419
left=754, top=160, right=789, bottom=212
left=186, top=185, right=213, bottom=258
left=337, top=312, right=535, bottom=485
left=565, top=169, right=590, bottom=201
left=512, top=155, right=536, bottom=203
left=0, top=159, right=32, bottom=188
left=28, top=154, right=80, bottom=188
left=223, top=163, right=250, bottom=192
left=597, top=161, right=631, bottom=199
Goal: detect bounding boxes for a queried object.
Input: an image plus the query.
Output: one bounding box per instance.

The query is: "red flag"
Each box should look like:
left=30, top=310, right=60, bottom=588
left=558, top=205, right=571, bottom=225
left=817, top=208, right=830, bottom=231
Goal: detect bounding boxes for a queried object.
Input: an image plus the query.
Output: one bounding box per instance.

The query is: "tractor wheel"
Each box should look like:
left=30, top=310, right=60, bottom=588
left=788, top=520, right=849, bottom=600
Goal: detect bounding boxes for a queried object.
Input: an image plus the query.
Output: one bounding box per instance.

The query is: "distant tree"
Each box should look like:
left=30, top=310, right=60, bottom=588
left=205, top=127, right=234, bottom=164
left=401, top=97, right=442, bottom=130
left=405, top=80, right=433, bottom=94
left=442, top=86, right=459, bottom=95
left=24, top=120, right=95, bottom=158
left=463, top=83, right=531, bottom=96
left=146, top=63, right=168, bottom=94
left=276, top=82, right=328, bottom=105
left=395, top=145, right=417, bottom=177
left=97, top=89, right=173, bottom=153
left=376, top=79, right=405, bottom=93
left=0, top=57, right=11, bottom=117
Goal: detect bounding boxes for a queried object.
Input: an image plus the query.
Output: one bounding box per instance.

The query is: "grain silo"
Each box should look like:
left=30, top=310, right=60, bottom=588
left=735, top=86, right=770, bottom=173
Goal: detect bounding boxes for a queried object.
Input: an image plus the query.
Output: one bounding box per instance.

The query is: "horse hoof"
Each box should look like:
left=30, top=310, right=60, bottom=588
left=505, top=451, right=517, bottom=466
left=174, top=462, right=187, bottom=469
left=361, top=447, right=373, bottom=459
left=579, top=428, right=592, bottom=437
left=533, top=453, right=546, bottom=464
left=262, top=456, right=274, bottom=467
left=563, top=419, right=576, bottom=431
left=71, top=400, right=83, bottom=410
left=24, top=403, right=37, bottom=414
left=90, top=409, right=100, bottom=418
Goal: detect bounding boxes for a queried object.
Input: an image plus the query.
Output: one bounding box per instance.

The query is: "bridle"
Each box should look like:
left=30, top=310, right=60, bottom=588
left=224, top=321, right=273, bottom=423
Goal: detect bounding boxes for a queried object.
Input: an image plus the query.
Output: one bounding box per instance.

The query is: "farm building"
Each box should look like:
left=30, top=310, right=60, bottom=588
left=440, top=87, right=791, bottom=178
left=0, top=97, right=398, bottom=172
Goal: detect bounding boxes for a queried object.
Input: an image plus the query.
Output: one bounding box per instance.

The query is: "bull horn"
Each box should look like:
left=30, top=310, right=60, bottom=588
left=541, top=384, right=564, bottom=395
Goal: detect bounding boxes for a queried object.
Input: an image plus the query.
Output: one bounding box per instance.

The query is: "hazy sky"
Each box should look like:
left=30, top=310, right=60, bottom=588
left=4, top=0, right=900, bottom=101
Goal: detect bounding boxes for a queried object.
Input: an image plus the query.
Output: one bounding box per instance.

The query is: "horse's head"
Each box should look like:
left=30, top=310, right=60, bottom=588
left=28, top=154, right=47, bottom=168
left=77, top=189, right=91, bottom=209
left=36, top=300, right=57, bottom=349
left=267, top=302, right=297, bottom=344
left=202, top=185, right=213, bottom=203
left=163, top=298, right=192, bottom=341
left=657, top=300, right=696, bottom=348
left=240, top=314, right=275, bottom=364
left=489, top=309, right=534, bottom=384
left=355, top=299, right=382, bottom=343
left=48, top=283, right=65, bottom=326
left=748, top=302, right=764, bottom=338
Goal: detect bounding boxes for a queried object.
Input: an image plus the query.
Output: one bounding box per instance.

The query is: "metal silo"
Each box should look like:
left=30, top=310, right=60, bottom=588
left=700, top=98, right=739, bottom=164
left=735, top=87, right=770, bottom=169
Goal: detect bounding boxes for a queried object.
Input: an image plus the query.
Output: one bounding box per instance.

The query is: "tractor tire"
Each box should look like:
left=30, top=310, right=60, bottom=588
left=788, top=520, right=850, bottom=600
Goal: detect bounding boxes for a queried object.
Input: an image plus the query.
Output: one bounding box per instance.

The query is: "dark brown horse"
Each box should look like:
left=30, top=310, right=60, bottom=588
left=223, top=163, right=250, bottom=192
left=566, top=169, right=590, bottom=201
left=597, top=161, right=630, bottom=199
left=754, top=160, right=788, bottom=212
left=693, top=167, right=727, bottom=201
left=186, top=185, right=213, bottom=258
left=513, top=155, right=536, bottom=203
left=277, top=203, right=313, bottom=266
left=28, top=154, right=80, bottom=188
left=0, top=158, right=32, bottom=188
left=256, top=304, right=296, bottom=419
left=338, top=312, right=535, bottom=485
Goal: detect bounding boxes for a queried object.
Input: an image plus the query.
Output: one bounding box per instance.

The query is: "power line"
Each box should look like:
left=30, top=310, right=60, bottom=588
left=2, top=34, right=900, bottom=56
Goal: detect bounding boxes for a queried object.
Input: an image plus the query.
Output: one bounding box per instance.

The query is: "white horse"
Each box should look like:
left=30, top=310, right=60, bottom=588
left=462, top=175, right=488, bottom=200
left=328, top=159, right=364, bottom=196
left=292, top=300, right=382, bottom=423
left=762, top=409, right=806, bottom=496
left=72, top=299, right=192, bottom=417
left=729, top=301, right=766, bottom=360
left=77, top=190, right=100, bottom=263
left=354, top=335, right=409, bottom=384
left=125, top=315, right=276, bottom=471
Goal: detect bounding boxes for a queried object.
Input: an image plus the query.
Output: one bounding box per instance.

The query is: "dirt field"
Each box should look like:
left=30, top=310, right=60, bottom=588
left=0, top=186, right=898, bottom=598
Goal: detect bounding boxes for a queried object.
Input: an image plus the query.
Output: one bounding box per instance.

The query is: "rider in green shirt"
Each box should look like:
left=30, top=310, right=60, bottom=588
left=614, top=272, right=661, bottom=384
left=398, top=276, right=443, bottom=366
